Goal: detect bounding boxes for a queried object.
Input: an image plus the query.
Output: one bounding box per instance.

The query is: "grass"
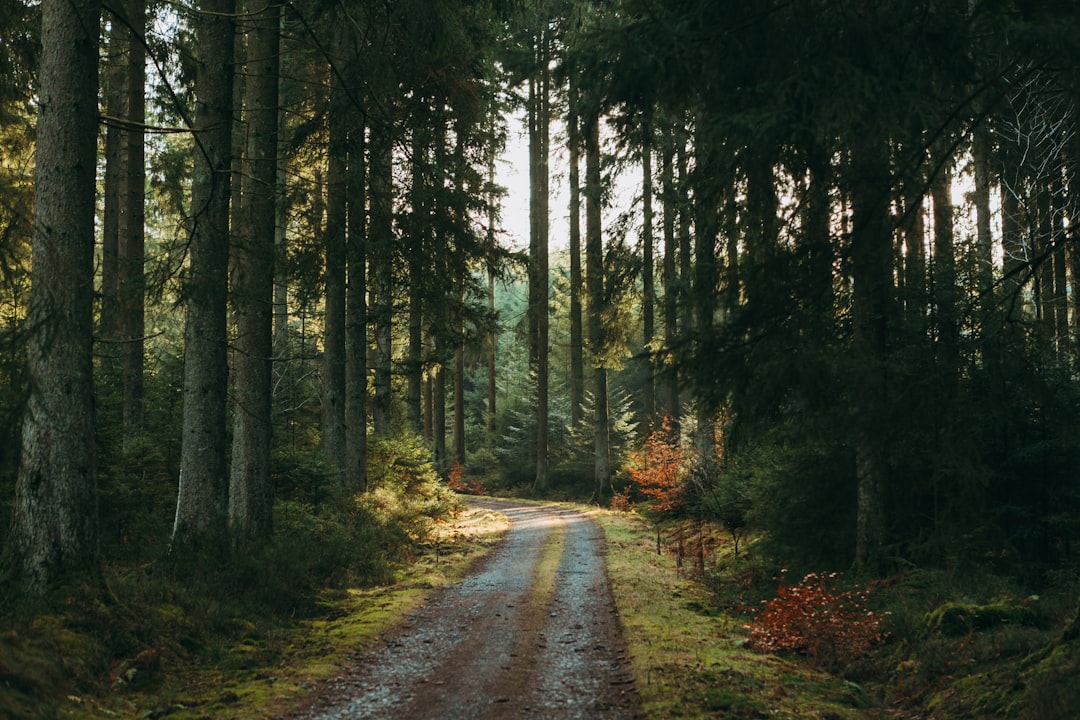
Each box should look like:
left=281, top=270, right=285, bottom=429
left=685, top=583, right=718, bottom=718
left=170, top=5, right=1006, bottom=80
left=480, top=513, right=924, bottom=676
left=589, top=508, right=874, bottom=719
left=0, top=503, right=510, bottom=720
left=6, top=494, right=1078, bottom=719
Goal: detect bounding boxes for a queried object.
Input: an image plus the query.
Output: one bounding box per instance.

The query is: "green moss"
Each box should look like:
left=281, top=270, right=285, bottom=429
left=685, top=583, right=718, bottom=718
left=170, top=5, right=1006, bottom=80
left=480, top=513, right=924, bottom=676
left=593, top=508, right=874, bottom=720
left=925, top=601, right=1040, bottom=637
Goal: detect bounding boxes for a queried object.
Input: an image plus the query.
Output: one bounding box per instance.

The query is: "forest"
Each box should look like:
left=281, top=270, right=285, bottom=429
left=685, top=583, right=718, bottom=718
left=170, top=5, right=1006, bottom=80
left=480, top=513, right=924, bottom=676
left=3, top=0, right=1080, bottom=717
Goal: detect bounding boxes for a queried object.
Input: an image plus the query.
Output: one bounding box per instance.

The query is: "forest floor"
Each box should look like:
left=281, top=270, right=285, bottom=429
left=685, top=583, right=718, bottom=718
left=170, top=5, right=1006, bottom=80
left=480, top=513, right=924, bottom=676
left=3, top=495, right=1079, bottom=718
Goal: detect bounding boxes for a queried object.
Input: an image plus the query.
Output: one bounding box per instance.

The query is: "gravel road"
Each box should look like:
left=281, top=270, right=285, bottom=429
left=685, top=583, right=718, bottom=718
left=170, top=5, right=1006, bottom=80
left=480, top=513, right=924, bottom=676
left=288, top=498, right=640, bottom=719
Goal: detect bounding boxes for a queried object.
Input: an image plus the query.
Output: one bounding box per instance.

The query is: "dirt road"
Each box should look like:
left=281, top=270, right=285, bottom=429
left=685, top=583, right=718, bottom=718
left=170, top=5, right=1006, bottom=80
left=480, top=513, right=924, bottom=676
left=289, top=499, right=640, bottom=719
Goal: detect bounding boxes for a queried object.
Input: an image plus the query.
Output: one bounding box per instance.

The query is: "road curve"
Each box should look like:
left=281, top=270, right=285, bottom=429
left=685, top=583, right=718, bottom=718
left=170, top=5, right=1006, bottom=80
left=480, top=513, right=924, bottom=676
left=289, top=498, right=640, bottom=720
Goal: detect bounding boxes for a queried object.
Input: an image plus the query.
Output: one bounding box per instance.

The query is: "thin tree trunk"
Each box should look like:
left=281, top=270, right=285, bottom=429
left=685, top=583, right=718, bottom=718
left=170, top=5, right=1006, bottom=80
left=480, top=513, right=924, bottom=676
left=321, top=31, right=347, bottom=482
left=692, top=118, right=719, bottom=465
left=345, top=87, right=368, bottom=492
left=173, top=0, right=235, bottom=554
left=407, top=121, right=427, bottom=433
left=119, top=0, right=146, bottom=444
left=487, top=266, right=497, bottom=444
left=100, top=14, right=125, bottom=378
left=849, top=139, right=894, bottom=574
left=660, top=124, right=679, bottom=433
left=486, top=108, right=499, bottom=445
left=931, top=157, right=958, bottom=390
left=11, top=0, right=101, bottom=595
left=641, top=126, right=655, bottom=431
left=371, top=119, right=394, bottom=436
left=534, top=44, right=550, bottom=492
left=567, top=81, right=585, bottom=428
left=585, top=111, right=610, bottom=501
left=229, top=0, right=277, bottom=542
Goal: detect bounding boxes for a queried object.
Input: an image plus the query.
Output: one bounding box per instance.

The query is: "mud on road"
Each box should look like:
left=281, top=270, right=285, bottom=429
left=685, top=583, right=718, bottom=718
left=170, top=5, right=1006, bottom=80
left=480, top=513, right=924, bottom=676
left=289, top=499, right=640, bottom=720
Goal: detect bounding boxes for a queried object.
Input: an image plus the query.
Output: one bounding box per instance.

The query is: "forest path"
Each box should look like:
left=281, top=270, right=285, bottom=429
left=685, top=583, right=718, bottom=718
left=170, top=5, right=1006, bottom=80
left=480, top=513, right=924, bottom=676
left=288, top=498, right=640, bottom=720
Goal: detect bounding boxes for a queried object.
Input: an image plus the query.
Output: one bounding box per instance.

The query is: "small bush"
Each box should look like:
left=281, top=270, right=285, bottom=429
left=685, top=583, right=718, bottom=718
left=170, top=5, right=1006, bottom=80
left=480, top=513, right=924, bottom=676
left=745, top=571, right=888, bottom=671
left=447, top=461, right=485, bottom=495
left=626, top=417, right=688, bottom=516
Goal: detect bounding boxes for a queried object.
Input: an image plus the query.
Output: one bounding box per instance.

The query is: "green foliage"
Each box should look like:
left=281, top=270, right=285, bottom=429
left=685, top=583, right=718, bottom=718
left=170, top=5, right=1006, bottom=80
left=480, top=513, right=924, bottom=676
left=362, top=431, right=461, bottom=546
left=736, top=434, right=857, bottom=571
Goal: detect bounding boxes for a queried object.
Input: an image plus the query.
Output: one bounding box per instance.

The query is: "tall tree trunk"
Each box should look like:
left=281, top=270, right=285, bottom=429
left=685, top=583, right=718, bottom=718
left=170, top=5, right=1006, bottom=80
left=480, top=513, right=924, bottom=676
left=100, top=14, right=125, bottom=388
left=691, top=119, right=720, bottom=464
left=660, top=124, right=679, bottom=432
left=930, top=156, right=958, bottom=391
left=345, top=85, right=368, bottom=492
left=433, top=345, right=447, bottom=475
left=321, top=33, right=347, bottom=482
left=487, top=266, right=497, bottom=444
left=406, top=118, right=428, bottom=433
left=10, top=0, right=101, bottom=595
left=370, top=119, right=394, bottom=436
left=972, top=126, right=995, bottom=310
left=567, top=81, right=585, bottom=428
left=641, top=126, right=655, bottom=431
left=486, top=110, right=499, bottom=446
left=173, top=0, right=235, bottom=554
left=585, top=111, right=610, bottom=501
left=229, top=0, right=278, bottom=541
left=530, top=34, right=551, bottom=492
left=452, top=124, right=468, bottom=468
left=119, top=0, right=146, bottom=444
left=849, top=139, right=894, bottom=573
left=454, top=292, right=466, bottom=466
left=1051, top=165, right=1069, bottom=365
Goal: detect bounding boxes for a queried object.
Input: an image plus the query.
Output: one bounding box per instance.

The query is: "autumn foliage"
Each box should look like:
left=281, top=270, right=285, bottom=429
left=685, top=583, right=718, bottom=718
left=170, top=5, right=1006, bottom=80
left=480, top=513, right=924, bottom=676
left=744, top=572, right=888, bottom=670
left=626, top=418, right=687, bottom=515
left=446, top=462, right=484, bottom=495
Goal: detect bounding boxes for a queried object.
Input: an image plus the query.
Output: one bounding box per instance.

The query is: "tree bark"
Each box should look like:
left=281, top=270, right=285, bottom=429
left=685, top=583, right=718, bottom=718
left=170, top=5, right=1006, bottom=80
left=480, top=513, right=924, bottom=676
left=230, top=0, right=278, bottom=541
left=345, top=58, right=369, bottom=492
left=585, top=111, right=610, bottom=501
left=567, top=80, right=585, bottom=428
left=10, top=0, right=101, bottom=595
left=321, top=33, right=347, bottom=482
left=370, top=118, right=394, bottom=436
left=119, top=0, right=146, bottom=444
left=641, top=126, right=655, bottom=431
left=931, top=155, right=958, bottom=390
left=173, top=0, right=235, bottom=554
left=660, top=124, right=679, bottom=432
left=849, top=139, right=894, bottom=574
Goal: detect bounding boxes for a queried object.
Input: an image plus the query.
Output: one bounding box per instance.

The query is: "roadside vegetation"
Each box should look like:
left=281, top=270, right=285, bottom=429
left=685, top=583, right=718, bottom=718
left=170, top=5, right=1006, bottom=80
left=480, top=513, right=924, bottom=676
left=0, top=439, right=508, bottom=720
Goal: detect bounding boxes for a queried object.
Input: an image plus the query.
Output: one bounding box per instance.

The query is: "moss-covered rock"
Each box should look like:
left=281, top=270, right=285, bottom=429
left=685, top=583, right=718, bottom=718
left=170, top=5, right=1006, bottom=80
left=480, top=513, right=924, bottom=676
left=924, top=600, right=1039, bottom=637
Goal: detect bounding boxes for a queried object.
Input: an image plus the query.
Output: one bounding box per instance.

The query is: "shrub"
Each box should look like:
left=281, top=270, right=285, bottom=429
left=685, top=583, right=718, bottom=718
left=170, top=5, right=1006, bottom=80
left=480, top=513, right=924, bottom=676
left=745, top=571, right=888, bottom=671
left=626, top=417, right=688, bottom=516
left=447, top=461, right=485, bottom=495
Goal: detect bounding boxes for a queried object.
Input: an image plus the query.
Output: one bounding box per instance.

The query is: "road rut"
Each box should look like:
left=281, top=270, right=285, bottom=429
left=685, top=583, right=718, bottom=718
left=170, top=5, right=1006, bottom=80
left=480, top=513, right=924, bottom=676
left=289, top=499, right=640, bottom=719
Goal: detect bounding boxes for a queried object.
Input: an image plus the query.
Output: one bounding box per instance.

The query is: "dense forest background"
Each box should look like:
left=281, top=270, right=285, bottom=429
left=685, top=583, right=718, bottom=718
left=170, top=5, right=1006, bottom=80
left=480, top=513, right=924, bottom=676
left=3, top=0, right=1080, bottom=601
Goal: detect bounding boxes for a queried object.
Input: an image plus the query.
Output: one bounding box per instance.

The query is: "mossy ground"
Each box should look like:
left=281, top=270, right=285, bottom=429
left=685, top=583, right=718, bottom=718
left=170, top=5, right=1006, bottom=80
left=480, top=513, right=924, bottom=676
left=0, top=503, right=509, bottom=720
left=590, top=508, right=871, bottom=719
left=4, top=498, right=1078, bottom=719
left=591, top=507, right=1080, bottom=720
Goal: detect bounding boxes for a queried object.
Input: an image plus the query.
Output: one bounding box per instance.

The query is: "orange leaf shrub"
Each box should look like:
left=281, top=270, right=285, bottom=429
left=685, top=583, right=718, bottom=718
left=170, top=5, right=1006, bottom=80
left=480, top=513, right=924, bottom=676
left=744, top=572, right=888, bottom=670
left=446, top=462, right=484, bottom=495
left=626, top=417, right=687, bottom=515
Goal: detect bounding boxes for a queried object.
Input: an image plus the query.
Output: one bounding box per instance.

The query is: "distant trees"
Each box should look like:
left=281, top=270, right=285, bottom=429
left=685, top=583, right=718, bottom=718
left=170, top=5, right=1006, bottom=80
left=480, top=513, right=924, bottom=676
left=6, top=0, right=1080, bottom=596
left=586, top=0, right=1080, bottom=573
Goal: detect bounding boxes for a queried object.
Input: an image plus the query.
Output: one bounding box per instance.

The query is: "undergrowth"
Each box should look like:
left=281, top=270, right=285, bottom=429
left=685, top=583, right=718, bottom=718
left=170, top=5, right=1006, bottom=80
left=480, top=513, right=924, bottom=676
left=0, top=431, right=473, bottom=720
